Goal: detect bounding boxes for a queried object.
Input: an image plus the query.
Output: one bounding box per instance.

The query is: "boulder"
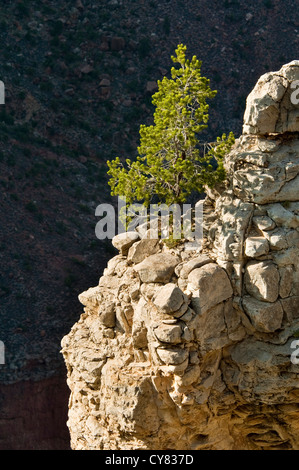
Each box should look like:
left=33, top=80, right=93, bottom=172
left=193, top=300, right=234, bottom=353
left=279, top=266, right=293, bottom=298
left=267, top=204, right=299, bottom=229
left=156, top=347, right=189, bottom=365
left=267, top=229, right=288, bottom=251
left=178, top=255, right=212, bottom=279
left=280, top=296, right=299, bottom=321
left=171, top=301, right=190, bottom=319
left=98, top=303, right=116, bottom=328
left=252, top=215, right=276, bottom=231
left=112, top=232, right=140, bottom=255
left=188, top=263, right=233, bottom=314
left=153, top=283, right=186, bottom=314
left=134, top=253, right=180, bottom=283
left=242, top=296, right=284, bottom=332
left=244, top=260, right=280, bottom=302
left=244, top=236, right=269, bottom=257
left=243, top=61, right=299, bottom=135
left=78, top=286, right=101, bottom=308
left=153, top=323, right=183, bottom=344
left=127, top=238, right=160, bottom=264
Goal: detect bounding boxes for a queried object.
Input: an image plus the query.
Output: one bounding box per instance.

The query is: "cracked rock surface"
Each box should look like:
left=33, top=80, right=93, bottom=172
left=61, top=63, right=299, bottom=450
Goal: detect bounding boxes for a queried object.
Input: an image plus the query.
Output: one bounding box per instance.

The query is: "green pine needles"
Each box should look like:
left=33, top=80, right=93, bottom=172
left=107, top=44, right=235, bottom=209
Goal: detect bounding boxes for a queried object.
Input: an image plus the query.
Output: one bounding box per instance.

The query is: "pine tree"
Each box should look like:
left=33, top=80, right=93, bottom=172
left=107, top=44, right=234, bottom=212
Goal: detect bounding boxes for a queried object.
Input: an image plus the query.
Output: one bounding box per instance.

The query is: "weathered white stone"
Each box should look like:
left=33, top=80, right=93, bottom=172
left=62, top=64, right=299, bottom=452
left=153, top=323, right=182, bottom=344
left=179, top=255, right=213, bottom=279
left=175, top=365, right=200, bottom=387
left=171, top=301, right=190, bottom=319
left=134, top=253, right=180, bottom=283
left=127, top=238, right=160, bottom=264
left=99, top=303, right=116, bottom=328
left=212, top=199, right=254, bottom=260
left=266, top=229, right=288, bottom=251
left=128, top=281, right=141, bottom=301
left=233, top=167, right=284, bottom=204
left=275, top=174, right=299, bottom=202
left=99, top=274, right=124, bottom=292
left=188, top=263, right=233, bottom=314
left=112, top=231, right=140, bottom=254
left=78, top=286, right=101, bottom=308
left=162, top=358, right=189, bottom=375
left=267, top=204, right=299, bottom=229
left=140, top=282, right=158, bottom=300
left=252, top=215, right=276, bottom=231
left=132, top=321, right=148, bottom=349
left=232, top=159, right=299, bottom=205
left=86, top=416, right=102, bottom=436
left=243, top=91, right=280, bottom=134
left=279, top=266, right=293, bottom=298
left=286, top=229, right=299, bottom=248
left=153, top=283, right=186, bottom=314
left=280, top=60, right=299, bottom=80
left=257, top=139, right=281, bottom=153
left=273, top=247, right=299, bottom=267
left=156, top=347, right=189, bottom=365
left=242, top=296, right=284, bottom=332
left=194, top=300, right=234, bottom=352
left=280, top=296, right=299, bottom=321
left=178, top=308, right=193, bottom=323
left=244, top=260, right=280, bottom=302
left=243, top=72, right=286, bottom=134
left=243, top=63, right=299, bottom=135
left=105, top=255, right=127, bottom=276
left=244, top=236, right=269, bottom=257
left=229, top=336, right=299, bottom=400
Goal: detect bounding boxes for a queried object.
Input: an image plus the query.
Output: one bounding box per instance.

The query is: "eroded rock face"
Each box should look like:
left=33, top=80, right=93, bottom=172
left=61, top=62, right=299, bottom=450
left=243, top=60, right=299, bottom=135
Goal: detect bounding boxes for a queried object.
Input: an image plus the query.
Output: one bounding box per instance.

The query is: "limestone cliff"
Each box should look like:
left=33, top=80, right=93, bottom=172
left=61, top=62, right=299, bottom=450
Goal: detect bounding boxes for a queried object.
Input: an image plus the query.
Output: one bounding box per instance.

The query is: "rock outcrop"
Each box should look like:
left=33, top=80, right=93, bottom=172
left=61, top=62, right=299, bottom=450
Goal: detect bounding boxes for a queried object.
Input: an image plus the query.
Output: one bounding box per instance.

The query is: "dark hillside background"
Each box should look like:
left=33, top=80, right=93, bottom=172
left=0, top=0, right=298, bottom=449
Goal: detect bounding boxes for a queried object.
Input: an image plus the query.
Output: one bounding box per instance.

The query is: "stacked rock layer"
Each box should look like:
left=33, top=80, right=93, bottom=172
left=61, top=62, right=299, bottom=450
